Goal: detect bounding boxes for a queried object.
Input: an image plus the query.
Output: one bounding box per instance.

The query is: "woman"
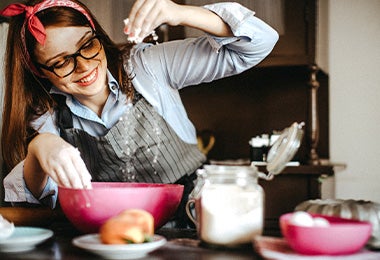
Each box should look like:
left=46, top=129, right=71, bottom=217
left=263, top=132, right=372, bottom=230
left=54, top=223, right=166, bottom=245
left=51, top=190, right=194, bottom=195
left=1, top=0, right=278, bottom=226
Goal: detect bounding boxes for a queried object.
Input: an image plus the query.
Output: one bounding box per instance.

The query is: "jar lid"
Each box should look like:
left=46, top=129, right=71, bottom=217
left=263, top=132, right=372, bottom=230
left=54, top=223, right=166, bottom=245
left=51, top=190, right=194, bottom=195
left=266, top=122, right=304, bottom=175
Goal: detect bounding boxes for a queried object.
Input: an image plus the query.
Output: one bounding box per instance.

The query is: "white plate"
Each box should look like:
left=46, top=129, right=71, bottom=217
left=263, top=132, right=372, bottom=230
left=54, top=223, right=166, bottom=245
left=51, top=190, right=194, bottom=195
left=0, top=227, right=53, bottom=253
left=72, top=234, right=166, bottom=259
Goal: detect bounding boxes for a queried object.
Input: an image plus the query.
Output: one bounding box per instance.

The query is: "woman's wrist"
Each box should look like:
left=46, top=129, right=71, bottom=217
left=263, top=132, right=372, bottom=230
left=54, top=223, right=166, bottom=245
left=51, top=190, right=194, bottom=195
left=24, top=134, right=49, bottom=198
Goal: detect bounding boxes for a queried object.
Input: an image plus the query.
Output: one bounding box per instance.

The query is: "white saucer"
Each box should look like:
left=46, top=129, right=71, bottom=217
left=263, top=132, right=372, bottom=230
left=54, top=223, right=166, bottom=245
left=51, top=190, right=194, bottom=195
left=72, top=234, right=166, bottom=259
left=0, top=227, right=53, bottom=253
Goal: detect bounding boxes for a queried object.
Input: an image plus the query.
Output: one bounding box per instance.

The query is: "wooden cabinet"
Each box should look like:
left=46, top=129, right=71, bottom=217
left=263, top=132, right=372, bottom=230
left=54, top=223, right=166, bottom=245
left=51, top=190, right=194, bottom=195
left=259, top=0, right=316, bottom=66
left=181, top=65, right=329, bottom=163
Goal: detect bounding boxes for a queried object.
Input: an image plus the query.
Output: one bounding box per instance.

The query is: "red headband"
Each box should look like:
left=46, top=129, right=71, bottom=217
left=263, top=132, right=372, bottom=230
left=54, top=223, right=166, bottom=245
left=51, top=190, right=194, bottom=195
left=0, top=0, right=95, bottom=75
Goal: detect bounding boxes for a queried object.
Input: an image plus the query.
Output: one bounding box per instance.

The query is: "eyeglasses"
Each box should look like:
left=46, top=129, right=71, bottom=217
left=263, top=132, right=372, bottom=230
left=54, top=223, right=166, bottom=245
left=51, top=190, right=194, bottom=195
left=36, top=35, right=103, bottom=78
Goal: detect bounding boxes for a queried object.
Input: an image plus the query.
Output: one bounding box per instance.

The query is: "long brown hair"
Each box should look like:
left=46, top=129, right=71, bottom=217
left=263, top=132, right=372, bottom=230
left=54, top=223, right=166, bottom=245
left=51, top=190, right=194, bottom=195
left=2, top=0, right=134, bottom=172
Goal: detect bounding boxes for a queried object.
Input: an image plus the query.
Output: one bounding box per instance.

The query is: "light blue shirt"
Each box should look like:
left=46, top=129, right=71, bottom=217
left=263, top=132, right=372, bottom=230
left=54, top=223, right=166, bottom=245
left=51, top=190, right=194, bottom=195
left=4, top=2, right=278, bottom=207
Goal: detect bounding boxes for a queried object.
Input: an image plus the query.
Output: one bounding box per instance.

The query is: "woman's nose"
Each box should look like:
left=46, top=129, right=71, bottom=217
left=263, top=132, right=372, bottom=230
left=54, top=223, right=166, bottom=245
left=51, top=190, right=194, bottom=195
left=75, top=56, right=92, bottom=72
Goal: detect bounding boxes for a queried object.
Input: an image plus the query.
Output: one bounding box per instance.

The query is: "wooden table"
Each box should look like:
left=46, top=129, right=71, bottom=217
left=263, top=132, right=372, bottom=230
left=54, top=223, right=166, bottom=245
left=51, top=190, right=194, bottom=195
left=0, top=219, right=262, bottom=260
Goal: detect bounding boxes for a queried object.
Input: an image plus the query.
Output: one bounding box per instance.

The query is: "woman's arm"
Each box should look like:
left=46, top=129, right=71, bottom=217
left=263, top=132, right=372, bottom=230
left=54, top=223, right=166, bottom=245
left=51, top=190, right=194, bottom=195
left=131, top=2, right=278, bottom=91
left=24, top=133, right=92, bottom=198
left=173, top=4, right=233, bottom=37
left=125, top=0, right=233, bottom=41
left=4, top=104, right=93, bottom=206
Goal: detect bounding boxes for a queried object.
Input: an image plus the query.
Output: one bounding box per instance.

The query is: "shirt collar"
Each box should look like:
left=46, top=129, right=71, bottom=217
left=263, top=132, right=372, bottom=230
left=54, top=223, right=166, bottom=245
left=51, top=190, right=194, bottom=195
left=107, top=70, right=119, bottom=96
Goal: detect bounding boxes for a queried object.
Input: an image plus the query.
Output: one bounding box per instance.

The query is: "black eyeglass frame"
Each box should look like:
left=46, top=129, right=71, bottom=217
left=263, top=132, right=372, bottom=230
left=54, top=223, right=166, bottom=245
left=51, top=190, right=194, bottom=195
left=35, top=35, right=103, bottom=78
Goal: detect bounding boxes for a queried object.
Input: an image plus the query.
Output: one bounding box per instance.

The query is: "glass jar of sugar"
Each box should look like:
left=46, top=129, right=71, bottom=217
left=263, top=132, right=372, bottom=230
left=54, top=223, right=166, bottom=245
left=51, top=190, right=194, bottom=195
left=186, top=122, right=305, bottom=247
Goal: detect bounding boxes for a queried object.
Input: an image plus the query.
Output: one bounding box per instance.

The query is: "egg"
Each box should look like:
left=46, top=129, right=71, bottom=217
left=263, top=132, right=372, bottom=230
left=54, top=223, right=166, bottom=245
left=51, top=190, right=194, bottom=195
left=313, top=217, right=330, bottom=227
left=289, top=211, right=314, bottom=227
left=0, top=215, right=15, bottom=239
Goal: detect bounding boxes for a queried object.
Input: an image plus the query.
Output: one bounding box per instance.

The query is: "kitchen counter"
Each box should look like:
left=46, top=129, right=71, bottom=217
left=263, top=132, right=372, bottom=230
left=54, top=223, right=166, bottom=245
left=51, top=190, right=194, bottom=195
left=0, top=219, right=261, bottom=260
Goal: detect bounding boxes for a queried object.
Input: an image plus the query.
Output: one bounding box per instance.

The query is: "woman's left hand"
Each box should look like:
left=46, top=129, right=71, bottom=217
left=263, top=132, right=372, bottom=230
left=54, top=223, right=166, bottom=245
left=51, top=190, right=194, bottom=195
left=125, top=0, right=181, bottom=40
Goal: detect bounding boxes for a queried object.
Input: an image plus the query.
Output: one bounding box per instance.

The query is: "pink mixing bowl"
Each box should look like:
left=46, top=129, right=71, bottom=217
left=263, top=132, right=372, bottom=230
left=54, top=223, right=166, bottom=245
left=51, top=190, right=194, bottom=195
left=58, top=182, right=184, bottom=233
left=280, top=213, right=372, bottom=255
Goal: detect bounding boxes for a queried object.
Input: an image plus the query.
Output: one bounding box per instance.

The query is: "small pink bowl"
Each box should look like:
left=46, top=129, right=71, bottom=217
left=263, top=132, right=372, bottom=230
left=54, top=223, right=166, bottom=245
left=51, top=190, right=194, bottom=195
left=280, top=213, right=372, bottom=255
left=58, top=182, right=184, bottom=234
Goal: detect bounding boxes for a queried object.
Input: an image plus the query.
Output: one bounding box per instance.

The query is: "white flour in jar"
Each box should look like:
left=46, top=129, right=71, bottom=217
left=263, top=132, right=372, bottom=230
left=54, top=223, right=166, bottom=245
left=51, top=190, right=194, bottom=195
left=199, top=184, right=263, bottom=246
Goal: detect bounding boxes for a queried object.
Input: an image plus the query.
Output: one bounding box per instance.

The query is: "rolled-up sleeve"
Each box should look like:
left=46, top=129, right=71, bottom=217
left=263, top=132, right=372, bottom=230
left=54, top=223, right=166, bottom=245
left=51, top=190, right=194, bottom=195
left=4, top=161, right=58, bottom=208
left=132, top=2, right=278, bottom=91
left=204, top=2, right=279, bottom=56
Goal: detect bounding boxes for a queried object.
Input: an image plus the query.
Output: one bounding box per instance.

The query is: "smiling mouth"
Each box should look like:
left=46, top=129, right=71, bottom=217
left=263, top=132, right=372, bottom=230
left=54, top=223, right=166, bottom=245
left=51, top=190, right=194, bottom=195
left=78, top=68, right=98, bottom=84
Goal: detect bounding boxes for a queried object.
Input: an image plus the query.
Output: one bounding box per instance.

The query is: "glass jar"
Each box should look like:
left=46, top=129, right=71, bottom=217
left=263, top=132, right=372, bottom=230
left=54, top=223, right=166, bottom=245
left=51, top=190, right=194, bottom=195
left=186, top=122, right=305, bottom=247
left=190, top=165, right=264, bottom=247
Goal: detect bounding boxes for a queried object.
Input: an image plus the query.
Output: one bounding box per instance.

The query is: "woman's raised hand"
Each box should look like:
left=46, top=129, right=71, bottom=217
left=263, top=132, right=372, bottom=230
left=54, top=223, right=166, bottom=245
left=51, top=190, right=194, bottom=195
left=125, top=0, right=181, bottom=41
